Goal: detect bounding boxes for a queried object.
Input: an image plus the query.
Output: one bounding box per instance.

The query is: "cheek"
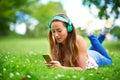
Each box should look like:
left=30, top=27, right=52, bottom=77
left=61, top=31, right=68, bottom=39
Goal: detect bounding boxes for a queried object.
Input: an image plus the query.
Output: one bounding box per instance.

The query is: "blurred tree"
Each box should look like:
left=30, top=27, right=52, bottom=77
left=0, top=0, right=38, bottom=36
left=82, top=0, right=120, bottom=40
left=26, top=2, right=65, bottom=37
left=0, top=0, right=64, bottom=37
left=111, top=26, right=120, bottom=39
left=82, top=0, right=120, bottom=19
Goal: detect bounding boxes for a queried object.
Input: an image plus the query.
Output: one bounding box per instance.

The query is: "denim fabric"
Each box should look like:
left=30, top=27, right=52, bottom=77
left=88, top=34, right=112, bottom=67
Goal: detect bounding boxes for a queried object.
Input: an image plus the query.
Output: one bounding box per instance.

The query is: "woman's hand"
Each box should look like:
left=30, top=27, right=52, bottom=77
left=45, top=61, right=62, bottom=69
left=45, top=61, right=84, bottom=70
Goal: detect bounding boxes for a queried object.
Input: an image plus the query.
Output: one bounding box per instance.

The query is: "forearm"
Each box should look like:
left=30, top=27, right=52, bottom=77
left=61, top=66, right=84, bottom=71
left=47, top=61, right=85, bottom=71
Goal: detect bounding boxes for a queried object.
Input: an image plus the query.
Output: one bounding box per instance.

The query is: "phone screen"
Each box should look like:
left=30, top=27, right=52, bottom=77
left=42, top=55, right=51, bottom=62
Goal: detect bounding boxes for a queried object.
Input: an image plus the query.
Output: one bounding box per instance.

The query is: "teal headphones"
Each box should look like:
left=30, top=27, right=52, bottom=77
left=48, top=15, right=73, bottom=32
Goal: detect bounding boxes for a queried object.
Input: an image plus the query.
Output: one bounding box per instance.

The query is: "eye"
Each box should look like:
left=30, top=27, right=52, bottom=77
left=58, top=29, right=62, bottom=32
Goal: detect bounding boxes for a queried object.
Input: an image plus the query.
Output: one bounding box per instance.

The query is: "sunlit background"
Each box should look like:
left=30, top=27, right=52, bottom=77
left=0, top=0, right=120, bottom=39
left=13, top=0, right=120, bottom=35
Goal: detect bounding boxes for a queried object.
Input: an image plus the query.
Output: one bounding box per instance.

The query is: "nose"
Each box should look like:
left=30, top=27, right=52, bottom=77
left=54, top=32, right=59, bottom=37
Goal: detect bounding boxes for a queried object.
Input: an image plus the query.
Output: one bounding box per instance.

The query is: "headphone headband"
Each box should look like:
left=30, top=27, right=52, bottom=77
left=51, top=16, right=70, bottom=24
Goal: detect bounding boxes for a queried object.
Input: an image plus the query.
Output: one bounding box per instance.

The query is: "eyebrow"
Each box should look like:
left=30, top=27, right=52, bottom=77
left=52, top=28, right=62, bottom=31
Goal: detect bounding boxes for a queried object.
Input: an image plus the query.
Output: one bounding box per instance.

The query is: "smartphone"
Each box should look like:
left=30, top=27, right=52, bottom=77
left=42, top=54, right=51, bottom=62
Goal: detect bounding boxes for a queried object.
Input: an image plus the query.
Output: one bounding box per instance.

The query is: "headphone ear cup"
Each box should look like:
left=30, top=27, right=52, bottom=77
left=67, top=25, right=72, bottom=32
left=50, top=28, right=52, bottom=32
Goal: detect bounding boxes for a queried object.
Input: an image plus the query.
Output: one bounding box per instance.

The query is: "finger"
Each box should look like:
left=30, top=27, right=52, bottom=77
left=50, top=61, right=59, bottom=64
left=45, top=64, right=52, bottom=67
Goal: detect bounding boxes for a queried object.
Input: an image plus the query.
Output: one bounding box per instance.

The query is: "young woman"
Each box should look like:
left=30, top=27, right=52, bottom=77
left=45, top=14, right=112, bottom=70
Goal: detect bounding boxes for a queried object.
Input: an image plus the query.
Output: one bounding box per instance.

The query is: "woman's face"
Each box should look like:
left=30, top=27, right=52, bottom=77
left=51, top=21, right=68, bottom=44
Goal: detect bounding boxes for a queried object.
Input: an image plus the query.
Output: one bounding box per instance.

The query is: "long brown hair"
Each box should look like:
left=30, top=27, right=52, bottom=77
left=48, top=14, right=80, bottom=67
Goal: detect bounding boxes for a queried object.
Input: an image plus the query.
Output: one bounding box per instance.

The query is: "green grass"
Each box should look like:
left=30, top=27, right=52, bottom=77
left=0, top=37, right=120, bottom=80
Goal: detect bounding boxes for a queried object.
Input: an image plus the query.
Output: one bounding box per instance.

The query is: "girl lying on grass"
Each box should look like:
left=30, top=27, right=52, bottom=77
left=45, top=13, right=112, bottom=70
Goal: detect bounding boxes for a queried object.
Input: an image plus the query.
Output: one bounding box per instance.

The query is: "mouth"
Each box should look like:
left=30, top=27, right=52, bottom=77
left=56, top=38, right=61, bottom=42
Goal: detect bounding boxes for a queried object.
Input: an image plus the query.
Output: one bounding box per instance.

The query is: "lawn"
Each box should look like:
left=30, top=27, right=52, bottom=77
left=0, top=37, right=120, bottom=80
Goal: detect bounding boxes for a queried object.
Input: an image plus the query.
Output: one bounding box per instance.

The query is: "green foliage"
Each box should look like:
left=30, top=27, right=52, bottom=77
left=0, top=37, right=120, bottom=80
left=0, top=1, right=16, bottom=35
left=0, top=0, right=38, bottom=35
left=28, top=2, right=65, bottom=38
left=0, top=0, right=64, bottom=37
left=82, top=0, right=120, bottom=19
left=111, top=26, right=120, bottom=39
left=76, top=28, right=86, bottom=37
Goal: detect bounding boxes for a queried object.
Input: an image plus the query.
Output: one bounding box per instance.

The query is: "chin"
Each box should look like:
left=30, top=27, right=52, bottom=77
left=57, top=40, right=63, bottom=43
left=57, top=41, right=62, bottom=43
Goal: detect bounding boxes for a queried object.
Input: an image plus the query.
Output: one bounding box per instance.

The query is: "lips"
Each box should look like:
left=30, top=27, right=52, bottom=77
left=56, top=38, right=60, bottom=41
left=56, top=38, right=61, bottom=42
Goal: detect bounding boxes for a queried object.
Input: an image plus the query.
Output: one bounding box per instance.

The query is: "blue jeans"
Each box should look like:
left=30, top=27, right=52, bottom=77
left=88, top=34, right=112, bottom=67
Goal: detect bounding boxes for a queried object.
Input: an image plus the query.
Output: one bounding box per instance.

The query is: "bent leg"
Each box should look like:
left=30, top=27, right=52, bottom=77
left=88, top=50, right=112, bottom=66
left=88, top=35, right=111, bottom=59
left=89, top=34, right=105, bottom=50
